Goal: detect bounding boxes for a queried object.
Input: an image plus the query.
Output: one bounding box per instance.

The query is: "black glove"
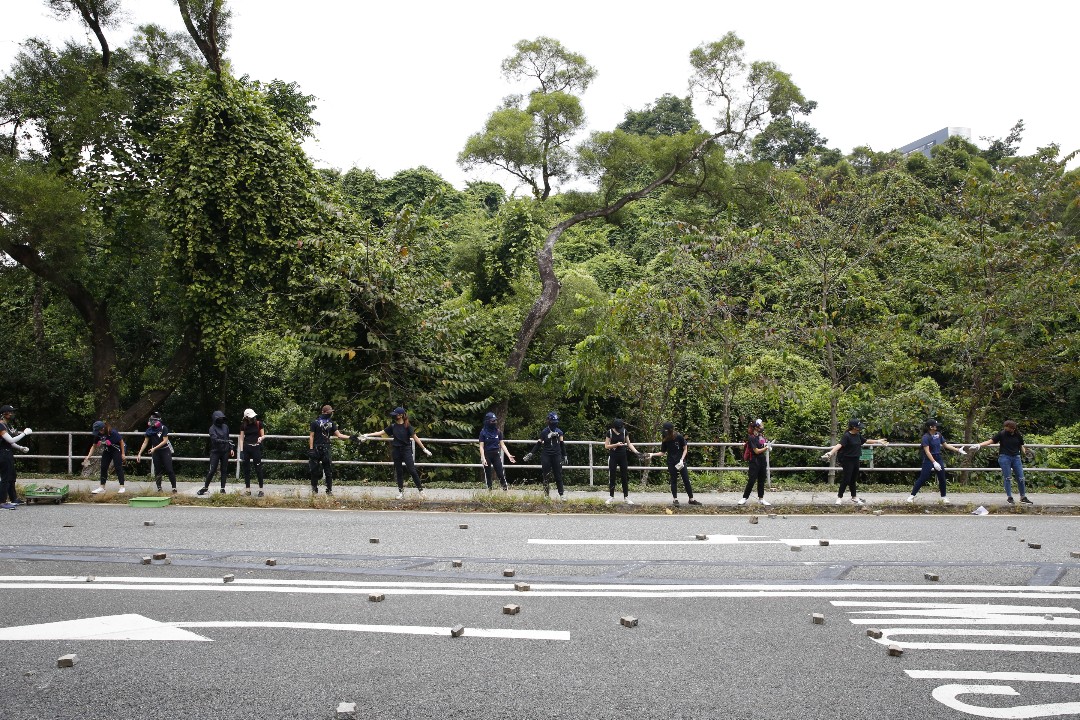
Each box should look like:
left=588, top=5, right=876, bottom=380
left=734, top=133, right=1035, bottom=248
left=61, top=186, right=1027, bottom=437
left=307, top=448, right=319, bottom=459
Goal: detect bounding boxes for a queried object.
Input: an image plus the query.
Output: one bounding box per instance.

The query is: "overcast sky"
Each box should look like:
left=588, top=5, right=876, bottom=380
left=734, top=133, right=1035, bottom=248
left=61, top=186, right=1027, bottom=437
left=4, top=0, right=1077, bottom=191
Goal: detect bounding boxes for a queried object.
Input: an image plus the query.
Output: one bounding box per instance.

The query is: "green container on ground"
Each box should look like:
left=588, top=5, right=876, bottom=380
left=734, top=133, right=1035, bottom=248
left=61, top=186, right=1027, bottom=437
left=128, top=496, right=171, bottom=508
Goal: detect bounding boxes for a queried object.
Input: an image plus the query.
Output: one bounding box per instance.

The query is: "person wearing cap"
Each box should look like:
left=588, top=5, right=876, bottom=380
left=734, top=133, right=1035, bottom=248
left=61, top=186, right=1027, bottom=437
left=738, top=419, right=771, bottom=507
left=645, top=422, right=701, bottom=507
left=477, top=411, right=514, bottom=491
left=308, top=404, right=354, bottom=496
left=197, top=410, right=235, bottom=495
left=522, top=411, right=568, bottom=499
left=0, top=405, right=32, bottom=508
left=135, top=412, right=177, bottom=492
left=83, top=420, right=127, bottom=494
left=238, top=408, right=267, bottom=496
left=907, top=418, right=966, bottom=505
left=821, top=418, right=889, bottom=506
left=969, top=420, right=1034, bottom=505
left=604, top=418, right=641, bottom=505
left=357, top=407, right=431, bottom=499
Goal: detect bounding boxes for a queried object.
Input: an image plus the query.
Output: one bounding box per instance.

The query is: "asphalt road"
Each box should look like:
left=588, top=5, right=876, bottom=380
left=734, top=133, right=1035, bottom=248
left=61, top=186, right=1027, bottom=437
left=1, top=504, right=1078, bottom=720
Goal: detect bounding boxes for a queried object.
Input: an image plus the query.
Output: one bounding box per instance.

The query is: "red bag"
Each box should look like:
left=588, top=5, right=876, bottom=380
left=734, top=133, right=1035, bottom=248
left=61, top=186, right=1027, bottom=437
left=743, top=442, right=752, bottom=461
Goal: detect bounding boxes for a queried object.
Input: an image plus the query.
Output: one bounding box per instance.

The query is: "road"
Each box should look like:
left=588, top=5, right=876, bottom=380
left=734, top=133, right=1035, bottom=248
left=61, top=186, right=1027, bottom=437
left=1, top=504, right=1078, bottom=719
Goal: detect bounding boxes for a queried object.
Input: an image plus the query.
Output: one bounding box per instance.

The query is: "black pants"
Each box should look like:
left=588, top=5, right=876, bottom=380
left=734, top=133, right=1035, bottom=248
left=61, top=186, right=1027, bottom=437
left=0, top=449, right=15, bottom=502
left=608, top=452, right=629, bottom=497
left=203, top=449, right=229, bottom=490
left=668, top=459, right=693, bottom=499
left=309, top=445, right=332, bottom=491
left=482, top=447, right=506, bottom=490
left=743, top=458, right=766, bottom=499
left=838, top=456, right=860, bottom=498
left=242, top=445, right=265, bottom=488
left=541, top=452, right=564, bottom=495
left=100, top=448, right=126, bottom=485
left=151, top=448, right=176, bottom=489
left=393, top=446, right=423, bottom=491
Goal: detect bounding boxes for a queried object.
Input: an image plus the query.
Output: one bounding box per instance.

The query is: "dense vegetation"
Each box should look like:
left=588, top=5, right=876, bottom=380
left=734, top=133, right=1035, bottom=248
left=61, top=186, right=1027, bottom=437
left=2, top=1, right=1078, bottom=484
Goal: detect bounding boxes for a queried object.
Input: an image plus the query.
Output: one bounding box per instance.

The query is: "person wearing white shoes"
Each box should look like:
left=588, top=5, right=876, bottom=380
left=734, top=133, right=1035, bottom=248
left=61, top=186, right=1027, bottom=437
left=821, top=418, right=888, bottom=506
left=358, top=407, right=430, bottom=499
left=739, top=419, right=771, bottom=507
left=478, top=411, right=514, bottom=491
left=84, top=420, right=127, bottom=494
left=604, top=418, right=640, bottom=505
left=0, top=404, right=31, bottom=507
left=522, top=412, right=567, bottom=499
left=907, top=418, right=965, bottom=504
left=135, top=412, right=177, bottom=493
left=307, top=404, right=355, bottom=496
left=238, top=409, right=267, bottom=497
left=645, top=422, right=700, bottom=507
left=969, top=420, right=1034, bottom=505
left=197, top=411, right=234, bottom=496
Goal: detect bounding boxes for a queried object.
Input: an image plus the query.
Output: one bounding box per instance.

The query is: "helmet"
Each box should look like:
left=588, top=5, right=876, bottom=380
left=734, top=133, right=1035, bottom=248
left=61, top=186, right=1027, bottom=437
left=484, top=411, right=497, bottom=424
left=92, top=420, right=105, bottom=433
left=243, top=408, right=257, bottom=419
left=390, top=406, right=406, bottom=417
left=547, top=411, right=559, bottom=423
left=847, top=418, right=863, bottom=430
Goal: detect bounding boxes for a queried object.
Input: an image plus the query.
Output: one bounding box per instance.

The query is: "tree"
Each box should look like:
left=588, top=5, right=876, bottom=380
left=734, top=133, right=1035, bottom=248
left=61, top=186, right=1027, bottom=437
left=617, top=94, right=699, bottom=137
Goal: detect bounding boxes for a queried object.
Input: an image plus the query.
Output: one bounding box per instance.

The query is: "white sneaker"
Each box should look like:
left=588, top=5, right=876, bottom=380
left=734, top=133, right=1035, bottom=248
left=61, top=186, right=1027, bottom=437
left=395, top=492, right=403, bottom=500
left=418, top=490, right=426, bottom=500
left=558, top=494, right=566, bottom=501
left=760, top=498, right=772, bottom=507
left=940, top=497, right=951, bottom=505
left=624, top=497, right=634, bottom=505
left=118, top=487, right=126, bottom=494
left=91, top=486, right=105, bottom=494
left=605, top=497, right=615, bottom=505
left=853, top=497, right=865, bottom=506
left=905, top=495, right=915, bottom=503
left=835, top=498, right=843, bottom=505
left=737, top=498, right=747, bottom=506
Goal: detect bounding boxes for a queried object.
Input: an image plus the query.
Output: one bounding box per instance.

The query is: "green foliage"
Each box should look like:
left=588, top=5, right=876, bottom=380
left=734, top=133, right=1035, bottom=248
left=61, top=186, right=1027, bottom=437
left=617, top=94, right=699, bottom=137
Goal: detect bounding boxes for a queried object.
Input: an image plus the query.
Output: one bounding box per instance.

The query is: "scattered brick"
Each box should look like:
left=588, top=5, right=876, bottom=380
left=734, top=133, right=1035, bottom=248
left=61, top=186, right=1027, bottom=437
left=459, top=524, right=469, bottom=530
left=450, top=624, right=466, bottom=637
left=223, top=574, right=234, bottom=583
left=1045, top=614, right=1054, bottom=621
left=452, top=559, right=463, bottom=568
left=812, top=613, right=824, bottom=624
left=819, top=539, right=830, bottom=546
left=265, top=558, right=277, bottom=566
left=888, top=645, right=904, bottom=657
left=695, top=534, right=708, bottom=540
left=336, top=701, right=357, bottom=719
left=1006, top=526, right=1017, bottom=531
left=514, top=582, right=530, bottom=592
left=1028, top=543, right=1042, bottom=549
left=140, top=556, right=151, bottom=565
left=144, top=521, right=155, bottom=527
left=503, top=568, right=515, bottom=577
left=1071, top=551, right=1080, bottom=559
left=810, top=525, right=818, bottom=530
left=924, top=573, right=940, bottom=581
left=503, top=604, right=520, bottom=615
left=368, top=593, right=384, bottom=602
left=152, top=552, right=166, bottom=560
left=620, top=616, right=638, bottom=628
left=866, top=629, right=883, bottom=639
left=369, top=538, right=379, bottom=544
left=790, top=545, right=802, bottom=552
left=56, top=654, right=78, bottom=668
left=749, top=516, right=759, bottom=525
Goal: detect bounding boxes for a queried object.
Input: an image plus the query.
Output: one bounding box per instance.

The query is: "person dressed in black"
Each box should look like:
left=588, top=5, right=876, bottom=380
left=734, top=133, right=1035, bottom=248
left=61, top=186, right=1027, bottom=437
left=84, top=420, right=127, bottom=494
left=238, top=408, right=267, bottom=497
left=523, top=411, right=567, bottom=500
left=0, top=405, right=31, bottom=508
left=478, top=411, right=514, bottom=491
left=738, top=419, right=771, bottom=507
left=358, top=406, right=431, bottom=500
left=604, top=418, right=640, bottom=505
left=646, top=421, right=700, bottom=507
left=135, top=412, right=177, bottom=493
left=197, top=410, right=234, bottom=495
left=308, top=404, right=353, bottom=496
left=820, top=418, right=889, bottom=506
left=970, top=420, right=1034, bottom=505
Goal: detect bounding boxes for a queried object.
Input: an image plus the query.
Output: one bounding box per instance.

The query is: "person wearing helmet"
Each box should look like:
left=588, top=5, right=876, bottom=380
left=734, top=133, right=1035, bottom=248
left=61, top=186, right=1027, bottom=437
left=646, top=422, right=701, bottom=507
left=969, top=420, right=1034, bottom=505
left=238, top=409, right=267, bottom=496
left=83, top=420, right=127, bottom=494
left=197, top=411, right=234, bottom=496
left=307, top=404, right=354, bottom=496
left=906, top=418, right=966, bottom=505
left=738, top=419, right=771, bottom=507
left=357, top=407, right=431, bottom=500
left=604, top=418, right=641, bottom=505
left=0, top=405, right=32, bottom=508
left=820, top=418, right=889, bottom=506
left=135, top=412, right=177, bottom=493
left=477, top=411, right=514, bottom=491
left=523, top=412, right=567, bottom=499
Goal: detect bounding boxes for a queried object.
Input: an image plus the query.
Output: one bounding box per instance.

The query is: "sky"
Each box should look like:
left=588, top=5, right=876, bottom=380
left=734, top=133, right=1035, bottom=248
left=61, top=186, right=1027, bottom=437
left=3, top=0, right=1077, bottom=191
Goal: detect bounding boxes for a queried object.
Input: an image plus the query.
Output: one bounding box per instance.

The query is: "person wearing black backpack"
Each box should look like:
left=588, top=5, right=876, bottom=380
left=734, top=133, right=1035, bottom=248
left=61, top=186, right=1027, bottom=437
left=238, top=409, right=267, bottom=496
left=604, top=418, right=641, bottom=505
left=197, top=410, right=234, bottom=495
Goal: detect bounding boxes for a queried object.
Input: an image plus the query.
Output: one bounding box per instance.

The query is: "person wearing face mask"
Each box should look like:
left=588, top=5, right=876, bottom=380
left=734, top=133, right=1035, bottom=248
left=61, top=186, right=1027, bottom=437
left=820, top=418, right=889, bottom=506
left=523, top=412, right=567, bottom=500
left=197, top=411, right=234, bottom=495
left=604, top=418, right=640, bottom=505
left=135, top=412, right=177, bottom=493
left=84, top=420, right=127, bottom=494
left=357, top=407, right=431, bottom=499
left=738, top=419, right=771, bottom=507
left=645, top=421, right=701, bottom=507
left=0, top=405, right=31, bottom=508
left=477, top=411, right=514, bottom=491
left=969, top=420, right=1034, bottom=505
left=309, top=404, right=355, bottom=496
left=906, top=418, right=967, bottom=505
left=238, top=409, right=267, bottom=496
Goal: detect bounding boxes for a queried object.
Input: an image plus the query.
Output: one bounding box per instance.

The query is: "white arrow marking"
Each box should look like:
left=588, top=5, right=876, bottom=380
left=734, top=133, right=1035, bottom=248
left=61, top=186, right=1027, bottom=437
left=929, top=684, right=1080, bottom=719
left=869, top=628, right=1080, bottom=653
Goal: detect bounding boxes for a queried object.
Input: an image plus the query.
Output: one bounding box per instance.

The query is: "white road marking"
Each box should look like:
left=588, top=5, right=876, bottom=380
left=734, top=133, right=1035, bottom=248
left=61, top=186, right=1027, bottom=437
left=908, top=671, right=1080, bottom=684
left=869, top=628, right=1080, bottom=653
left=928, top=684, right=1080, bottom=719
left=176, top=621, right=569, bottom=640
left=528, top=535, right=927, bottom=546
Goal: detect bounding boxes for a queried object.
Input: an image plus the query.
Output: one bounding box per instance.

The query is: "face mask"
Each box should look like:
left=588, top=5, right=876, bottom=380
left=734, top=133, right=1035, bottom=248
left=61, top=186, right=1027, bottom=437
left=214, top=418, right=225, bottom=426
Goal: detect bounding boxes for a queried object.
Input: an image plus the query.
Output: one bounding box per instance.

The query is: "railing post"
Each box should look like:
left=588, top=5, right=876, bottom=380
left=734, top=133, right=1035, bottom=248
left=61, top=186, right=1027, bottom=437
left=588, top=442, right=594, bottom=486
left=67, top=432, right=73, bottom=475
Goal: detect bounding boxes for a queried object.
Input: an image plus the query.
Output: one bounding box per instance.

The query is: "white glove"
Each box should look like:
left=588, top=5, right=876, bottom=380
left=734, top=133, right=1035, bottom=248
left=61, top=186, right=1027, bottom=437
left=955, top=447, right=966, bottom=456
left=820, top=452, right=832, bottom=461
left=22, top=428, right=32, bottom=436
left=968, top=444, right=981, bottom=452
left=14, top=444, right=29, bottom=453
left=932, top=461, right=942, bottom=472
left=675, top=461, right=685, bottom=470
left=423, top=448, right=432, bottom=457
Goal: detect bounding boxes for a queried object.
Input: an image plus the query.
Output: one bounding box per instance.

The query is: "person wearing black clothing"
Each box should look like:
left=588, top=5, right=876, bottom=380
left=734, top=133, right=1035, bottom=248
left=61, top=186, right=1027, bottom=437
left=604, top=418, right=640, bottom=505
left=821, top=418, right=889, bottom=506
left=0, top=405, right=31, bottom=508
left=197, top=411, right=234, bottom=495
left=358, top=407, right=431, bottom=499
left=646, top=422, right=700, bottom=507
left=523, top=411, right=566, bottom=499
left=84, top=420, right=127, bottom=494
left=238, top=408, right=267, bottom=496
left=308, top=404, right=354, bottom=496
left=738, top=419, right=771, bottom=507
left=970, top=420, right=1034, bottom=504
left=478, top=411, right=514, bottom=491
left=135, top=412, right=177, bottom=493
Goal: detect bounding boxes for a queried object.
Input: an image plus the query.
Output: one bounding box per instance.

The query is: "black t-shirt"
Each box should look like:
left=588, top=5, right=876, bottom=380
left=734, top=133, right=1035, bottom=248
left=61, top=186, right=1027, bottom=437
left=992, top=430, right=1024, bottom=456
left=0, top=421, right=11, bottom=452
left=746, top=433, right=766, bottom=462
left=384, top=423, right=415, bottom=448
left=311, top=417, right=336, bottom=447
left=241, top=420, right=264, bottom=447
left=838, top=431, right=866, bottom=459
left=608, top=428, right=628, bottom=456
left=660, top=433, right=686, bottom=463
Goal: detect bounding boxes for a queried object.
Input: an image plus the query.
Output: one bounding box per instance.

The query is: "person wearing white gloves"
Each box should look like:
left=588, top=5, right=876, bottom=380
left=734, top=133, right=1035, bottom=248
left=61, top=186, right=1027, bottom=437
left=645, top=421, right=700, bottom=507
left=907, top=418, right=966, bottom=504
left=739, top=419, right=771, bottom=507
left=969, top=420, right=1034, bottom=505
left=0, top=404, right=31, bottom=508
left=357, top=406, right=430, bottom=500
left=820, top=418, right=889, bottom=506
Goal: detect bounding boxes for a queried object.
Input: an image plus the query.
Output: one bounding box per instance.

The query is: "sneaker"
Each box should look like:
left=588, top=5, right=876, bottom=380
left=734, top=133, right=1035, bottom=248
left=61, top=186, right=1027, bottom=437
left=311, top=487, right=319, bottom=495
left=688, top=498, right=701, bottom=506
left=396, top=492, right=403, bottom=500
left=940, top=497, right=951, bottom=505
left=1006, top=496, right=1015, bottom=504
left=905, top=495, right=915, bottom=503
left=1020, top=496, right=1033, bottom=504
left=92, top=487, right=105, bottom=494
left=155, top=484, right=162, bottom=492
left=171, top=488, right=177, bottom=494
left=326, top=490, right=333, bottom=496
left=558, top=493, right=565, bottom=501
left=501, top=484, right=508, bottom=492
left=625, top=497, right=634, bottom=505
left=672, top=498, right=680, bottom=507
left=419, top=490, right=426, bottom=500
left=737, top=498, right=747, bottom=506
left=12, top=499, right=25, bottom=505
left=1, top=502, right=16, bottom=509
left=244, top=489, right=252, bottom=496
left=219, top=488, right=226, bottom=494
left=759, top=498, right=772, bottom=507
left=835, top=498, right=843, bottom=505
left=853, top=497, right=865, bottom=506
left=256, top=490, right=264, bottom=498
left=196, top=487, right=208, bottom=496
left=605, top=497, right=615, bottom=505
left=118, top=487, right=126, bottom=494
